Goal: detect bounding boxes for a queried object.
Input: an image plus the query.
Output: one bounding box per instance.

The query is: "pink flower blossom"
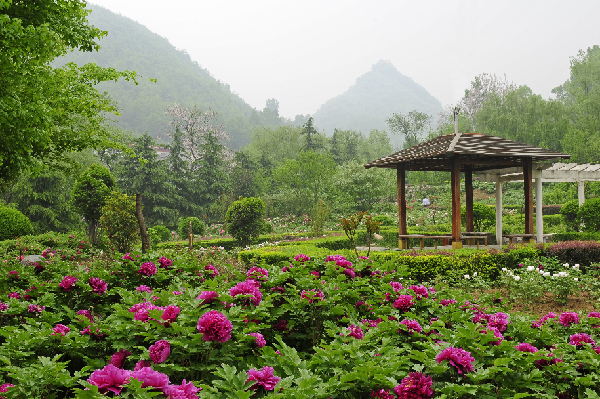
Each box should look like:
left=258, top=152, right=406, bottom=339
left=163, top=379, right=201, bottom=398
left=246, top=366, right=280, bottom=391
left=342, top=268, right=356, bottom=279
left=136, top=285, right=152, bottom=293
left=197, top=291, right=219, bottom=305
left=559, top=311, right=579, bottom=327
left=393, top=295, right=414, bottom=312
left=514, top=343, right=538, bottom=353
left=532, top=312, right=557, bottom=328
left=294, top=254, right=310, bottom=262
left=162, top=305, right=180, bottom=323
left=89, top=278, right=107, bottom=295
left=346, top=324, right=364, bottom=339
left=436, top=347, right=475, bottom=374
left=230, top=281, right=262, bottom=306
left=81, top=325, right=104, bottom=338
left=27, top=304, right=44, bottom=314
left=77, top=309, right=94, bottom=322
left=51, top=324, right=70, bottom=337
left=149, top=340, right=171, bottom=364
left=301, top=289, right=324, bottom=304
left=480, top=326, right=503, bottom=346
left=399, top=319, right=422, bottom=335
left=59, top=276, right=78, bottom=291
left=109, top=350, right=132, bottom=368
left=370, top=389, right=395, bottom=399
left=134, top=360, right=151, bottom=371
left=248, top=332, right=266, bottom=348
left=138, top=262, right=157, bottom=276
left=390, top=281, right=403, bottom=292
left=569, top=333, right=596, bottom=347
left=197, top=310, right=233, bottom=343
left=130, top=367, right=170, bottom=390
left=487, top=312, right=509, bottom=332
left=393, top=372, right=434, bottom=399
left=158, top=256, right=172, bottom=268
left=8, top=271, right=18, bottom=278
left=408, top=284, right=429, bottom=299
left=122, top=253, right=134, bottom=261
left=204, top=264, right=219, bottom=277
left=247, top=267, right=268, bottom=281
left=87, top=364, right=132, bottom=395
left=440, top=299, right=457, bottom=306
left=7, top=292, right=20, bottom=299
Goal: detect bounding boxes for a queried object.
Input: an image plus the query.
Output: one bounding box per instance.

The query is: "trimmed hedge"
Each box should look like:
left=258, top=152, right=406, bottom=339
left=155, top=232, right=307, bottom=251
left=551, top=232, right=600, bottom=242
left=542, top=240, right=600, bottom=271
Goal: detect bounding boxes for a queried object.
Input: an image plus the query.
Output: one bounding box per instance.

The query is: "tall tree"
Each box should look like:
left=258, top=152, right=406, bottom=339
left=0, top=0, right=138, bottom=185
left=301, top=117, right=319, bottom=151
left=386, top=110, right=431, bottom=148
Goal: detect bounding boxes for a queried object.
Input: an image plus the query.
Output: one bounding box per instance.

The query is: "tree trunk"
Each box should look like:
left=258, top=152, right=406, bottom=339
left=136, top=194, right=150, bottom=253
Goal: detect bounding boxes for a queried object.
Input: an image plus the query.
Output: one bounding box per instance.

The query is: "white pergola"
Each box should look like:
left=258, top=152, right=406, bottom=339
left=476, top=163, right=600, bottom=244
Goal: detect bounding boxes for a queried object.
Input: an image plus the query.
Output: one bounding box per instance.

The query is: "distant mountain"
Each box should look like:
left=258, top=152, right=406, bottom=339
left=312, top=60, right=443, bottom=147
left=56, top=5, right=276, bottom=148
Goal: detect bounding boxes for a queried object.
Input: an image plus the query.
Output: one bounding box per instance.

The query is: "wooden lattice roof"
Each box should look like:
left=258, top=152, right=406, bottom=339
left=364, top=133, right=571, bottom=172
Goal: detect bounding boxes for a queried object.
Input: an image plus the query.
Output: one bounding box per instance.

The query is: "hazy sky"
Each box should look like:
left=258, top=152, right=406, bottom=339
left=89, top=0, right=600, bottom=119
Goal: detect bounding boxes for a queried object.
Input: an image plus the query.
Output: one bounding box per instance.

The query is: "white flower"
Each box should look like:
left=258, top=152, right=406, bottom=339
left=574, top=278, right=579, bottom=281
left=514, top=276, right=521, bottom=281
left=473, top=272, right=478, bottom=277
left=563, top=263, right=569, bottom=267
left=572, top=265, right=579, bottom=270
left=553, top=273, right=558, bottom=277
left=527, top=266, right=535, bottom=272
left=575, top=264, right=580, bottom=268
left=501, top=268, right=508, bottom=272
left=543, top=272, right=550, bottom=277
left=464, top=274, right=470, bottom=279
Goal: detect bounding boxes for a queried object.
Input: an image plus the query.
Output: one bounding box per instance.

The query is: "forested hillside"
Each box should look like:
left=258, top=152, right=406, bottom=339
left=56, top=5, right=281, bottom=148
left=312, top=60, right=443, bottom=147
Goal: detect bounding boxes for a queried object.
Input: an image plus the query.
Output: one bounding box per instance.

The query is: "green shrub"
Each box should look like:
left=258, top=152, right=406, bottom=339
left=542, top=240, right=600, bottom=270
left=0, top=206, right=34, bottom=241
left=372, top=215, right=395, bottom=226
left=578, top=197, right=600, bottom=232
left=542, top=214, right=563, bottom=228
left=99, top=192, right=140, bottom=253
left=177, top=217, right=206, bottom=239
left=552, top=232, right=600, bottom=242
left=461, top=203, right=495, bottom=231
left=225, top=197, right=265, bottom=247
left=560, top=199, right=580, bottom=231
left=148, top=225, right=171, bottom=246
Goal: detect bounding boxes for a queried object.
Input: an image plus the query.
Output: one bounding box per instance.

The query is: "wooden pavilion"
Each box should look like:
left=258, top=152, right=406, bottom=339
left=364, top=133, right=570, bottom=249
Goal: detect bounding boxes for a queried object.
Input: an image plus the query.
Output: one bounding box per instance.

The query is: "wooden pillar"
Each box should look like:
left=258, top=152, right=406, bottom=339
left=136, top=194, right=150, bottom=253
left=536, top=177, right=543, bottom=243
left=465, top=168, right=474, bottom=232
left=523, top=158, right=534, bottom=238
left=451, top=156, right=462, bottom=248
left=397, top=165, right=408, bottom=249
left=495, top=180, right=503, bottom=245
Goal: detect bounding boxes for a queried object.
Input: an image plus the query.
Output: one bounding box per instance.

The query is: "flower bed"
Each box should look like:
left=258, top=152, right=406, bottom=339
left=0, top=248, right=599, bottom=398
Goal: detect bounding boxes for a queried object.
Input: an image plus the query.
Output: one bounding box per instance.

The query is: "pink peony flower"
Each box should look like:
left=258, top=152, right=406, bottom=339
left=248, top=332, right=267, bottom=348
left=294, top=254, right=310, bottom=262
left=390, top=281, right=403, bottom=292
left=122, top=253, right=134, bottom=261
left=393, top=295, right=414, bottom=312
left=109, top=349, right=132, bottom=368
left=532, top=312, right=557, bottom=328
left=162, top=305, right=180, bottom=323
left=204, top=264, right=219, bottom=277
left=130, top=367, right=170, bottom=390
left=440, top=299, right=457, bottom=306
left=158, top=256, right=172, bottom=268
left=81, top=325, right=104, bottom=338
left=0, top=302, right=7, bottom=312
left=230, top=281, right=262, bottom=306
left=301, top=289, right=324, bottom=304
left=399, top=318, right=422, bottom=335
left=487, top=312, right=509, bottom=332
left=346, top=324, right=364, bottom=339
left=569, top=333, right=596, bottom=347
left=336, top=259, right=353, bottom=268
left=197, top=310, right=233, bottom=342
left=87, top=364, right=132, bottom=395
left=138, top=262, right=157, bottom=276
left=77, top=309, right=94, bottom=322
left=247, top=267, right=268, bottom=281
left=371, top=389, right=395, bottom=399
left=246, top=366, right=280, bottom=391
left=51, top=324, right=70, bottom=337
left=436, top=347, right=475, bottom=374
left=136, top=285, right=152, bottom=293
left=408, top=284, right=429, bottom=299
left=7, top=292, right=20, bottom=299
left=89, top=278, right=107, bottom=295
left=163, top=379, right=201, bottom=398
left=480, top=326, right=503, bottom=346
left=342, top=268, right=356, bottom=279
left=134, top=360, right=151, bottom=371
left=559, top=311, right=579, bottom=327
left=27, top=304, right=44, bottom=314
left=514, top=343, right=538, bottom=353
left=149, top=340, right=171, bottom=364
left=393, top=372, right=434, bottom=399
left=59, top=276, right=78, bottom=291
left=197, top=291, right=219, bottom=305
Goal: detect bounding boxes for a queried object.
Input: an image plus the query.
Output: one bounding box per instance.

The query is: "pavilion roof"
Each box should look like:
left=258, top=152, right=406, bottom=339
left=364, top=133, right=571, bottom=172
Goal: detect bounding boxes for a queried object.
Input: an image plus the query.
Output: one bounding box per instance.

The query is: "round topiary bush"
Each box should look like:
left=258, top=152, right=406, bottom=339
left=372, top=215, right=395, bottom=227
left=578, top=198, right=600, bottom=232
left=99, top=192, right=140, bottom=253
left=0, top=206, right=34, bottom=241
left=177, top=217, right=206, bottom=239
left=151, top=225, right=172, bottom=242
left=560, top=199, right=580, bottom=232
left=225, top=197, right=265, bottom=247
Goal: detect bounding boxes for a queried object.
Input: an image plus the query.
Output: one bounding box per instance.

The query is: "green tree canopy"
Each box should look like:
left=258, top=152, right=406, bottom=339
left=0, top=0, right=137, bottom=184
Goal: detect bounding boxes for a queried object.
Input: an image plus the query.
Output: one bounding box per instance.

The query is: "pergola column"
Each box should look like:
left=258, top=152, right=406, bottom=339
left=397, top=165, right=408, bottom=249
left=465, top=168, right=474, bottom=232
left=523, top=158, right=534, bottom=240
left=536, top=177, right=543, bottom=243
left=451, top=156, right=462, bottom=248
left=578, top=181, right=585, bottom=206
left=496, top=180, right=503, bottom=245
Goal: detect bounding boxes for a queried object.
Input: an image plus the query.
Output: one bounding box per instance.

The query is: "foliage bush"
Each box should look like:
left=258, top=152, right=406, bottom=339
left=551, top=232, right=600, bottom=242
left=560, top=199, right=580, bottom=231
left=0, top=206, right=34, bottom=241
left=177, top=217, right=206, bottom=239
left=148, top=225, right=171, bottom=247
left=461, top=203, right=495, bottom=231
left=372, top=214, right=395, bottom=226
left=542, top=240, right=600, bottom=271
left=99, top=192, right=140, bottom=253
left=542, top=214, right=563, bottom=228
left=225, top=197, right=265, bottom=247
left=577, top=197, right=600, bottom=232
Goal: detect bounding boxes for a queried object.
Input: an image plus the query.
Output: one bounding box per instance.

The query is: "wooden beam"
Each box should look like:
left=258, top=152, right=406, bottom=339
left=397, top=165, right=408, bottom=249
left=465, top=168, right=473, bottom=232
left=523, top=158, right=534, bottom=236
left=451, top=156, right=462, bottom=248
